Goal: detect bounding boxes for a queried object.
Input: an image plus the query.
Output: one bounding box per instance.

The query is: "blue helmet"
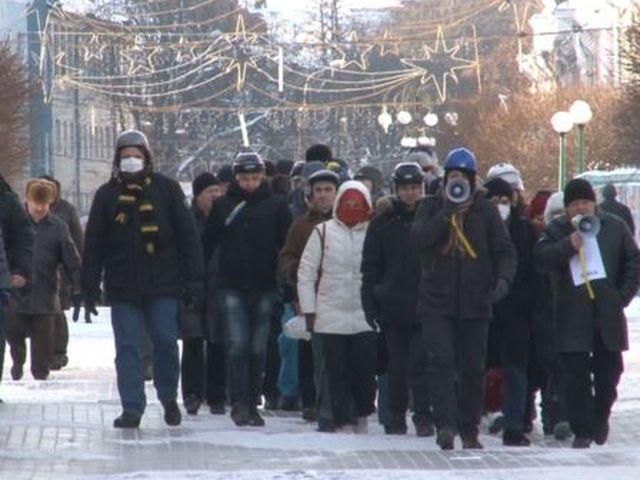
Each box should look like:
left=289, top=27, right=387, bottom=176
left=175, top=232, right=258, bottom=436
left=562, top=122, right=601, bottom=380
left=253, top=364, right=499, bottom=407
left=444, top=148, right=477, bottom=173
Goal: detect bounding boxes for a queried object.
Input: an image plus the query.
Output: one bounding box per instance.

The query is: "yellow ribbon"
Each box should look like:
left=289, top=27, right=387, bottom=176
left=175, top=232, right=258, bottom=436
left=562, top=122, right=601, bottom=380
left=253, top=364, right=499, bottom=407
left=578, top=247, right=596, bottom=301
left=451, top=214, right=478, bottom=260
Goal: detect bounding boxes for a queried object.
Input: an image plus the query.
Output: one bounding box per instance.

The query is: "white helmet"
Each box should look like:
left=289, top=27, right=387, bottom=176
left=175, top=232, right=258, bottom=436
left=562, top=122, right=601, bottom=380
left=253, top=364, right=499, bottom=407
left=487, top=163, right=524, bottom=191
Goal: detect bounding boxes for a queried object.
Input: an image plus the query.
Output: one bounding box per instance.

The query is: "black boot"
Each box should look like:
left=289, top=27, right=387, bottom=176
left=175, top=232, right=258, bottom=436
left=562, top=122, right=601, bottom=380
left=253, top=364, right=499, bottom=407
left=209, top=403, right=226, bottom=415
left=461, top=432, right=484, bottom=449
left=230, top=404, right=250, bottom=427
left=279, top=396, right=300, bottom=412
left=317, top=418, right=337, bottom=433
left=572, top=436, right=592, bottom=449
left=436, top=429, right=455, bottom=450
left=302, top=407, right=317, bottom=422
left=503, top=429, right=531, bottom=447
left=183, top=395, right=201, bottom=416
left=162, top=400, right=182, bottom=426
left=384, top=423, right=408, bottom=435
left=593, top=419, right=610, bottom=446
left=249, top=408, right=266, bottom=427
left=413, top=414, right=435, bottom=437
left=113, top=411, right=141, bottom=429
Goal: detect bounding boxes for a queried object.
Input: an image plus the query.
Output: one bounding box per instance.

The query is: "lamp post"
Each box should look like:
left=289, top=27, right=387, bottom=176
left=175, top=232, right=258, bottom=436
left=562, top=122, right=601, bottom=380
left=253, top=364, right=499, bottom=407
left=569, top=100, right=593, bottom=174
left=551, top=111, right=574, bottom=189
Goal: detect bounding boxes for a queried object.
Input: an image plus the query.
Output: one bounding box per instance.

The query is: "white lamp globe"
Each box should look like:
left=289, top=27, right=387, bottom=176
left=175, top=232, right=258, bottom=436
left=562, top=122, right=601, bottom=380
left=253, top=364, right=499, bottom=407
left=551, top=111, right=574, bottom=134
left=423, top=113, right=439, bottom=127
left=377, top=110, right=393, bottom=131
left=569, top=100, right=593, bottom=125
left=397, top=111, right=413, bottom=125
left=401, top=136, right=417, bottom=148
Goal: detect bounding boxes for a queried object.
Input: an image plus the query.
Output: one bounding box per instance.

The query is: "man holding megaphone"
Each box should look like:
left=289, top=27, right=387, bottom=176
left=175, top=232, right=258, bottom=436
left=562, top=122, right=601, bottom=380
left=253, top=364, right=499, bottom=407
left=535, top=178, right=640, bottom=449
left=412, top=147, right=517, bottom=450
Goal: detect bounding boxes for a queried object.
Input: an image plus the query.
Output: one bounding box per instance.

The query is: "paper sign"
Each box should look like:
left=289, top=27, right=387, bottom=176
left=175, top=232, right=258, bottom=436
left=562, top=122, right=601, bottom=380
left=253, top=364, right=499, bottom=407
left=569, top=237, right=607, bottom=287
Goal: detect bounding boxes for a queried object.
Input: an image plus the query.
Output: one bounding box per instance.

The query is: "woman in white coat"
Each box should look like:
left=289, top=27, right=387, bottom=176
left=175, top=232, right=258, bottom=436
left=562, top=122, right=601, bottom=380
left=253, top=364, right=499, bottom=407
left=298, top=180, right=377, bottom=433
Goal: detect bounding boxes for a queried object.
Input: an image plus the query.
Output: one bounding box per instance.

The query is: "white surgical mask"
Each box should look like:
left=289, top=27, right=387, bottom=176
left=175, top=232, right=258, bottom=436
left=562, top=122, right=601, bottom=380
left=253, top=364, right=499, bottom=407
left=120, top=157, right=145, bottom=173
left=498, top=204, right=511, bottom=221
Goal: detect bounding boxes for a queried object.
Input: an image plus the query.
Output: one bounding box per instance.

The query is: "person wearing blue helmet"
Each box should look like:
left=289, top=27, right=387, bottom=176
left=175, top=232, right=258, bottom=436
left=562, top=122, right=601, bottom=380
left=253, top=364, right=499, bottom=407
left=411, top=147, right=517, bottom=450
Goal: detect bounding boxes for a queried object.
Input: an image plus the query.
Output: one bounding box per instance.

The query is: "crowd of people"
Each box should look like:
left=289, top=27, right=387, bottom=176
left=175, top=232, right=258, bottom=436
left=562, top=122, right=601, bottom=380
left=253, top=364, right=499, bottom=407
left=0, top=129, right=639, bottom=452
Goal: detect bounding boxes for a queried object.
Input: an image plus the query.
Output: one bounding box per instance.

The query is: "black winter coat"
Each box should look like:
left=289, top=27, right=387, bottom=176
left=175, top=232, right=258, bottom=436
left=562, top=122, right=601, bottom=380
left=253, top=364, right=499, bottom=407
left=411, top=191, right=517, bottom=320
left=202, top=181, right=292, bottom=293
left=361, top=200, right=421, bottom=327
left=599, top=198, right=635, bottom=236
left=82, top=173, right=204, bottom=304
left=0, top=178, right=34, bottom=280
left=535, top=211, right=640, bottom=352
left=487, top=212, right=538, bottom=367
left=9, top=214, right=80, bottom=315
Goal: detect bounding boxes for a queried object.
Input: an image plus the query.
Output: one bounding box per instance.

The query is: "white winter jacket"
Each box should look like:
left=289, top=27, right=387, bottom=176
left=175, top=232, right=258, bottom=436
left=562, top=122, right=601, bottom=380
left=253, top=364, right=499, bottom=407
left=297, top=181, right=374, bottom=335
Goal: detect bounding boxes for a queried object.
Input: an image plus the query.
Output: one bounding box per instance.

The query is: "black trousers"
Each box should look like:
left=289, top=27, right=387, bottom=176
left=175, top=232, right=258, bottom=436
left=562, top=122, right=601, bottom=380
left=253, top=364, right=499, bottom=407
left=52, top=312, right=69, bottom=358
left=423, top=314, right=489, bottom=435
left=386, top=324, right=431, bottom=427
left=560, top=332, right=623, bottom=438
left=298, top=339, right=316, bottom=408
left=315, top=331, right=378, bottom=426
left=262, top=310, right=282, bottom=402
left=181, top=338, right=227, bottom=405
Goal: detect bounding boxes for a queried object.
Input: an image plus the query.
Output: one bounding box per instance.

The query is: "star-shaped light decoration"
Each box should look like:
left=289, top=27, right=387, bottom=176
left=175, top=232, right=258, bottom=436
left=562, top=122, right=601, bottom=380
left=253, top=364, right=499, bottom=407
left=120, top=46, right=152, bottom=76
left=329, top=31, right=373, bottom=71
left=401, top=27, right=476, bottom=102
left=82, top=34, right=107, bottom=62
left=214, top=14, right=262, bottom=91
left=371, top=30, right=401, bottom=58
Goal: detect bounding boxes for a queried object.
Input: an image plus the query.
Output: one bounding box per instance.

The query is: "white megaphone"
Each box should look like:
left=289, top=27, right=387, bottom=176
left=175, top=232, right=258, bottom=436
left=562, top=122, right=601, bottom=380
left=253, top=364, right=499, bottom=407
left=572, top=214, right=601, bottom=238
left=445, top=178, right=471, bottom=204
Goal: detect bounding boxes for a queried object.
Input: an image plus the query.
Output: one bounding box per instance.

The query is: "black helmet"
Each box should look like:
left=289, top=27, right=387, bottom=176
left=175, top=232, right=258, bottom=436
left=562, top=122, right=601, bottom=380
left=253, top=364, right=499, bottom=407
left=392, top=162, right=424, bottom=185
left=232, top=152, right=265, bottom=175
left=116, top=130, right=150, bottom=152
left=308, top=169, right=339, bottom=188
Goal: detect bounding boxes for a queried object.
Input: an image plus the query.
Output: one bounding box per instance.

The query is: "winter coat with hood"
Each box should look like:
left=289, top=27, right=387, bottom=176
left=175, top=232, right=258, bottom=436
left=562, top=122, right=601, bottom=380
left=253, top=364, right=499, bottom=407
left=297, top=181, right=375, bottom=335
left=202, top=180, right=292, bottom=293
left=0, top=175, right=34, bottom=282
left=535, top=210, right=640, bottom=353
left=361, top=198, right=421, bottom=327
left=10, top=212, right=81, bottom=315
left=82, top=162, right=203, bottom=304
left=411, top=190, right=517, bottom=320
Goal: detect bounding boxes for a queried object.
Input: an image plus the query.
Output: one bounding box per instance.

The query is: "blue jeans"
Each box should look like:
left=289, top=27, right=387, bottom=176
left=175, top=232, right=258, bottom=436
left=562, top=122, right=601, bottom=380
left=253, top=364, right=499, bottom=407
left=502, top=365, right=528, bottom=431
left=111, top=296, right=180, bottom=415
left=219, top=289, right=277, bottom=407
left=278, top=303, right=299, bottom=398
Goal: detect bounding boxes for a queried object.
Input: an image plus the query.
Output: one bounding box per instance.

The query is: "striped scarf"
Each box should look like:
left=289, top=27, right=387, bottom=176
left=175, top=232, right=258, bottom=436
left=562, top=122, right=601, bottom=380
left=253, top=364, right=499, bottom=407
left=115, top=176, right=159, bottom=255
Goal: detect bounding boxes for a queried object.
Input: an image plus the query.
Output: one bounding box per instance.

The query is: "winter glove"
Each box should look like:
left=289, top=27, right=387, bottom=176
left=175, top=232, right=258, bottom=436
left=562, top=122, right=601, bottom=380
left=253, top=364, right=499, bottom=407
left=491, top=278, right=510, bottom=304
left=82, top=296, right=99, bottom=324
left=0, top=288, right=11, bottom=308
left=71, top=293, right=82, bottom=322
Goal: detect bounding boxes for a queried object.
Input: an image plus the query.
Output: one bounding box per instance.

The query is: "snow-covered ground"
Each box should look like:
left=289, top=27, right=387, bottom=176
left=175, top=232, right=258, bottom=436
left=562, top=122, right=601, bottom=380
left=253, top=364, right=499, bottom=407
left=2, top=302, right=640, bottom=480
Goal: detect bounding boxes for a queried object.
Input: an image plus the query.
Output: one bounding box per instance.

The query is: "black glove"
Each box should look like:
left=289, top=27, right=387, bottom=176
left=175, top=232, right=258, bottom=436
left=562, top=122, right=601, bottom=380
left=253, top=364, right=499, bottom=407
left=183, top=282, right=204, bottom=313
left=491, top=278, right=510, bottom=304
left=72, top=293, right=82, bottom=322
left=0, top=289, right=11, bottom=308
left=83, top=297, right=99, bottom=324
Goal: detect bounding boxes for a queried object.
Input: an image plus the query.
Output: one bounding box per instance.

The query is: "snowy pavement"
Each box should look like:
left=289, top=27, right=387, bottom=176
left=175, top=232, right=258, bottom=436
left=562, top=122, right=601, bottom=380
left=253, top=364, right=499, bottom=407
left=2, top=306, right=640, bottom=479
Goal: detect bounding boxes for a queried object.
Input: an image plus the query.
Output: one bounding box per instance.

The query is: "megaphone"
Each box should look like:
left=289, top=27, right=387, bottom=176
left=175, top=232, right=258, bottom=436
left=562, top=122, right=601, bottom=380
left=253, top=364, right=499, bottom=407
left=572, top=214, right=601, bottom=238
left=445, top=178, right=471, bottom=204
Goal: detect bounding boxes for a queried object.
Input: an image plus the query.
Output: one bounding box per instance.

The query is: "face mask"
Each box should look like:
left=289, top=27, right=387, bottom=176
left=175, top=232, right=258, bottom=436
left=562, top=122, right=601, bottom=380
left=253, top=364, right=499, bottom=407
left=498, top=204, right=511, bottom=221
left=337, top=190, right=370, bottom=227
left=120, top=157, right=145, bottom=173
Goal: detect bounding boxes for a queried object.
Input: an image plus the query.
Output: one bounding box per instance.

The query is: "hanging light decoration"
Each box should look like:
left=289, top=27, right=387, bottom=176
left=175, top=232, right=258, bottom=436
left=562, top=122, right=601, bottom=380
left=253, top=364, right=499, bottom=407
left=397, top=110, right=413, bottom=125
left=377, top=105, right=393, bottom=133
left=400, top=136, right=417, bottom=148
left=423, top=113, right=439, bottom=127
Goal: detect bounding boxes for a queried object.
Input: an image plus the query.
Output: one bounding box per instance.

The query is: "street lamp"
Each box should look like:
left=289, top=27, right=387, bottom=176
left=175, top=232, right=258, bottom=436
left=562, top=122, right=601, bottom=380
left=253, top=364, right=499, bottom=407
left=551, top=111, right=574, bottom=189
left=569, top=100, right=593, bottom=174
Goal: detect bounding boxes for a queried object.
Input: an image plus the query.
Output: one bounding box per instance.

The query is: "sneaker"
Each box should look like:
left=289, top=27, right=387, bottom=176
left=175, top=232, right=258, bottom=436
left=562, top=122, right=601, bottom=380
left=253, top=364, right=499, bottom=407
left=593, top=419, right=610, bottom=446
left=503, top=429, right=531, bottom=447
left=461, top=432, right=484, bottom=449
left=354, top=416, right=368, bottom=434
left=279, top=396, right=300, bottom=411
left=209, top=403, right=226, bottom=415
left=230, top=404, right=250, bottom=427
left=437, top=429, right=455, bottom=450
left=302, top=407, right=317, bottom=422
left=384, top=423, right=408, bottom=435
left=248, top=409, right=266, bottom=427
left=413, top=414, right=435, bottom=437
left=572, top=436, right=592, bottom=449
left=10, top=364, right=23, bottom=381
left=113, top=411, right=141, bottom=428
left=183, top=395, right=201, bottom=416
left=554, top=421, right=572, bottom=441
left=489, top=415, right=505, bottom=434
left=162, top=400, right=182, bottom=426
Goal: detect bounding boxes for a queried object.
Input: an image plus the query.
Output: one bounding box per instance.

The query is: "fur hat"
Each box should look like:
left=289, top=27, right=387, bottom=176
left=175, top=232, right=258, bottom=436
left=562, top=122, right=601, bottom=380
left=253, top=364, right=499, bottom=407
left=26, top=179, right=56, bottom=204
left=564, top=178, right=596, bottom=207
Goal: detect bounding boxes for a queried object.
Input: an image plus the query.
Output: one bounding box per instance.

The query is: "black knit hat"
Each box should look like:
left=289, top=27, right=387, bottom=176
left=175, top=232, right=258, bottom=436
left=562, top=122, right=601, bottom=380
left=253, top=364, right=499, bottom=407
left=305, top=144, right=333, bottom=163
left=484, top=177, right=513, bottom=200
left=564, top=178, right=596, bottom=207
left=192, top=172, right=219, bottom=198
